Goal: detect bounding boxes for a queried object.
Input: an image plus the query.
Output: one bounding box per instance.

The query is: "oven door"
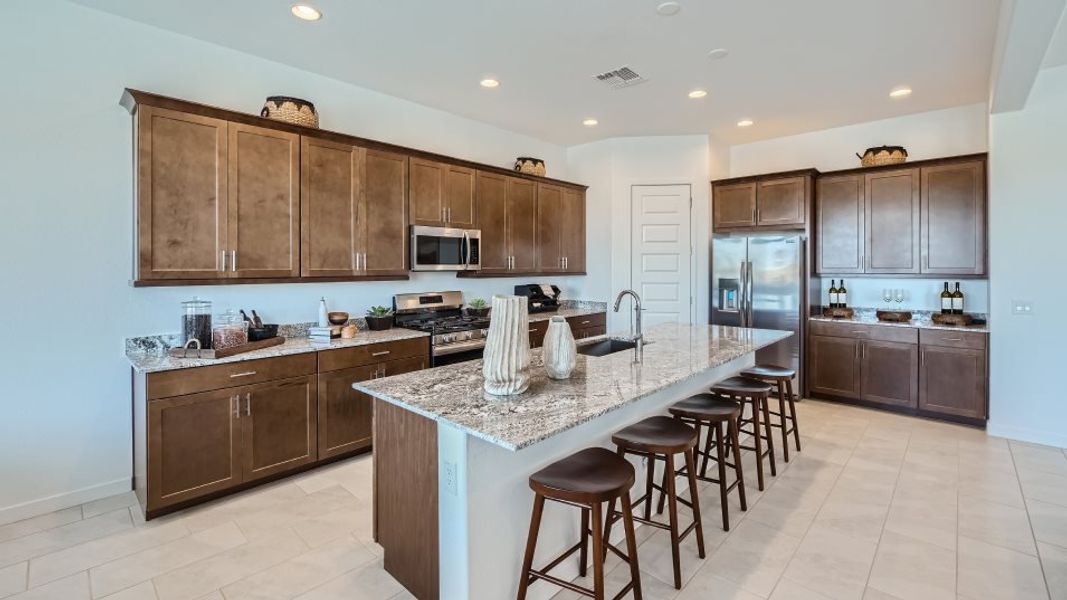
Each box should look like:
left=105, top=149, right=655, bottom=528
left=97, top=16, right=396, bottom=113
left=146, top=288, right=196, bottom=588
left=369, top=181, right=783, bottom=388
left=432, top=344, right=485, bottom=366
left=411, top=226, right=481, bottom=271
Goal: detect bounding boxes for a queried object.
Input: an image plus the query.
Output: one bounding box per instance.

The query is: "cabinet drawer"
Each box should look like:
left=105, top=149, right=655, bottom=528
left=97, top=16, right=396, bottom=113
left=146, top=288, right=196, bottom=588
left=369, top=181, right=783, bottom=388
left=565, top=312, right=606, bottom=331
left=147, top=353, right=316, bottom=400
left=809, top=321, right=917, bottom=344
left=318, top=337, right=429, bottom=372
left=919, top=329, right=987, bottom=350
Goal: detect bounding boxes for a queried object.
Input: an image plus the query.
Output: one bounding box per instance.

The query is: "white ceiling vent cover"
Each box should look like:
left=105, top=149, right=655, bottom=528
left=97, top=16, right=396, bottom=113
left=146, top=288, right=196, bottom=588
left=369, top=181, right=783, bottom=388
left=593, top=66, right=648, bottom=89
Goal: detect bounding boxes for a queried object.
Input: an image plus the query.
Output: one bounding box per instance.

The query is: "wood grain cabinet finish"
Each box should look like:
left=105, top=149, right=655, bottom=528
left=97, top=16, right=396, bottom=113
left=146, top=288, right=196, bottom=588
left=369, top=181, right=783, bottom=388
left=561, top=188, right=587, bottom=272
left=409, top=158, right=476, bottom=228
left=921, top=161, right=986, bottom=275
left=363, top=149, right=409, bottom=276
left=714, top=182, right=757, bottom=229
left=860, top=340, right=919, bottom=409
left=475, top=173, right=538, bottom=273
left=529, top=320, right=549, bottom=348
left=808, top=334, right=861, bottom=398
left=919, top=331, right=988, bottom=420
left=756, top=177, right=807, bottom=227
left=135, top=106, right=229, bottom=281
left=536, top=183, right=565, bottom=272
left=816, top=175, right=865, bottom=274
left=865, top=169, right=921, bottom=274
left=509, top=178, right=538, bottom=271
left=318, top=365, right=377, bottom=460
left=241, top=375, right=318, bottom=482
left=301, top=138, right=362, bottom=277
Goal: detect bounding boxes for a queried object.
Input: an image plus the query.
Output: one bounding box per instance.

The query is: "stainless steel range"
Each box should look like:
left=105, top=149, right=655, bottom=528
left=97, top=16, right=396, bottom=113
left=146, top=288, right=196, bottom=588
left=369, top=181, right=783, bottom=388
left=393, top=291, right=490, bottom=366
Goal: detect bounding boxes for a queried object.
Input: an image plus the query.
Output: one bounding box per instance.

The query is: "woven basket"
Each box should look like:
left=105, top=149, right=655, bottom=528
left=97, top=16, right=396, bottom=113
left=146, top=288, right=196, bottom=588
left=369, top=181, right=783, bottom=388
left=261, top=96, right=319, bottom=128
left=857, top=145, right=908, bottom=167
left=514, top=157, right=546, bottom=177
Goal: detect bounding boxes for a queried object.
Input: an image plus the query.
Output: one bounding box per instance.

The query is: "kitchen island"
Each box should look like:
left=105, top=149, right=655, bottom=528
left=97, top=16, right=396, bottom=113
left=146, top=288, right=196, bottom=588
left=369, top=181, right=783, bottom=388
left=356, top=323, right=791, bottom=600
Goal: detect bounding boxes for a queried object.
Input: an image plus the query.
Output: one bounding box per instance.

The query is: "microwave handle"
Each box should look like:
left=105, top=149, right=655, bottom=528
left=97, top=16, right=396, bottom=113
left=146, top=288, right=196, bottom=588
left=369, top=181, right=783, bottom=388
left=462, top=231, right=471, bottom=269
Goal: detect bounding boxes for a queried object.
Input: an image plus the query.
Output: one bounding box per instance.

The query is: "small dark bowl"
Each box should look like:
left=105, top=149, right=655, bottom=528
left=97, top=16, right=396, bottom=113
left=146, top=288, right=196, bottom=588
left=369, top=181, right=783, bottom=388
left=248, top=324, right=279, bottom=341
left=327, top=311, right=350, bottom=326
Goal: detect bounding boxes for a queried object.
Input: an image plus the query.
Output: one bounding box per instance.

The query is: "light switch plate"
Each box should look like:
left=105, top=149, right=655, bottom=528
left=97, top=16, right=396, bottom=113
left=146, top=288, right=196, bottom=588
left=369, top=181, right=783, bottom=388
left=1011, top=300, right=1034, bottom=315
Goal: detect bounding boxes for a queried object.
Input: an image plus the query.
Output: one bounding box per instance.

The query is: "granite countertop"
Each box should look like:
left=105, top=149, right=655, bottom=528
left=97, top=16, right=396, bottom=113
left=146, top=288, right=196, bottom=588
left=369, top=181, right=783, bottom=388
left=355, top=323, right=791, bottom=451
left=126, top=328, right=430, bottom=374
left=528, top=307, right=605, bottom=322
left=809, top=311, right=989, bottom=333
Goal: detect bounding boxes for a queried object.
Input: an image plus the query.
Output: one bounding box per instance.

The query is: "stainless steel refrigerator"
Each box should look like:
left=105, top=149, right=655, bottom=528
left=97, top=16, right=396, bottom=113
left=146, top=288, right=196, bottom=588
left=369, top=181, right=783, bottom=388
left=711, top=234, right=805, bottom=393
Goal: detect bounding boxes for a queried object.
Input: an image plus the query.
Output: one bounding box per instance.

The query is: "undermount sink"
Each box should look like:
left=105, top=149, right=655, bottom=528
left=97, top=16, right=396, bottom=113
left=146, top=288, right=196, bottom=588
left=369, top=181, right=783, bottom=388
left=576, top=338, right=645, bottom=357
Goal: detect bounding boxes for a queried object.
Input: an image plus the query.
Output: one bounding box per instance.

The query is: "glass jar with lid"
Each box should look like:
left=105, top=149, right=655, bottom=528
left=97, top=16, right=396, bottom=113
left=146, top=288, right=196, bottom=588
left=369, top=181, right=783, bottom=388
left=181, top=297, right=213, bottom=349
left=212, top=309, right=249, bottom=350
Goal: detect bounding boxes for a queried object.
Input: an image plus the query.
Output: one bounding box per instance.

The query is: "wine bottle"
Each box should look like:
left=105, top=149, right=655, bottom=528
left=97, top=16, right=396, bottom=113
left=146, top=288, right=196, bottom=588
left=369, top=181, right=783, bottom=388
left=839, top=279, right=848, bottom=308
left=952, top=282, right=964, bottom=315
left=828, top=280, right=839, bottom=309
left=940, top=282, right=952, bottom=315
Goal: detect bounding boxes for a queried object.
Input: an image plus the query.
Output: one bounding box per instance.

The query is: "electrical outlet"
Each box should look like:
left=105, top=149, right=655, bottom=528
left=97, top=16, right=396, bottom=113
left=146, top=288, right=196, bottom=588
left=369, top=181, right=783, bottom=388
left=443, top=461, right=458, bottom=496
left=1011, top=300, right=1034, bottom=315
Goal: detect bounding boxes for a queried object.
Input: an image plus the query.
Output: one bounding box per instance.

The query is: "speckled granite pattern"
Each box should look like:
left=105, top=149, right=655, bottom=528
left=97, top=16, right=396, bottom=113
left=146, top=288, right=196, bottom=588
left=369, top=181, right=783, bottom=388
left=560, top=299, right=608, bottom=311
left=126, top=328, right=429, bottom=374
left=355, top=323, right=791, bottom=451
left=811, top=306, right=989, bottom=333
left=528, top=307, right=605, bottom=323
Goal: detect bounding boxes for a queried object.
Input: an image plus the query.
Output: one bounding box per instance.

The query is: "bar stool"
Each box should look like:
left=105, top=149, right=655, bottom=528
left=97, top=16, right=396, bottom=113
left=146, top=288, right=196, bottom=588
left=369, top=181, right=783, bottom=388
left=741, top=365, right=801, bottom=462
left=711, top=376, right=775, bottom=491
left=667, top=393, right=747, bottom=531
left=605, top=416, right=704, bottom=590
left=517, top=447, right=642, bottom=600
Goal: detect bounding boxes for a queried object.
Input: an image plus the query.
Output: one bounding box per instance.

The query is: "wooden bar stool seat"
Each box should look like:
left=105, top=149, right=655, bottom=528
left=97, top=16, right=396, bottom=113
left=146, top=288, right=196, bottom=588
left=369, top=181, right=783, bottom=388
left=668, top=393, right=747, bottom=530
left=518, top=447, right=643, bottom=600
left=606, top=416, right=705, bottom=589
left=741, top=365, right=801, bottom=462
left=711, top=376, right=776, bottom=491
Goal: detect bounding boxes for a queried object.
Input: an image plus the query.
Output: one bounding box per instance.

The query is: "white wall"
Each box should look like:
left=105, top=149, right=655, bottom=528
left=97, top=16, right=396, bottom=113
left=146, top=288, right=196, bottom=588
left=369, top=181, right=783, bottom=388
left=987, top=64, right=1067, bottom=448
left=0, top=1, right=596, bottom=523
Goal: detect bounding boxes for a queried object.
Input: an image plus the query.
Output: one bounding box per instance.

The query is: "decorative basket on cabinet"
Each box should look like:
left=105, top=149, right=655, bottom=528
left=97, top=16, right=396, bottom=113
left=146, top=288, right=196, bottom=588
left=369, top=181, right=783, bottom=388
left=514, top=157, right=546, bottom=177
left=261, top=96, right=319, bottom=128
left=856, top=145, right=908, bottom=167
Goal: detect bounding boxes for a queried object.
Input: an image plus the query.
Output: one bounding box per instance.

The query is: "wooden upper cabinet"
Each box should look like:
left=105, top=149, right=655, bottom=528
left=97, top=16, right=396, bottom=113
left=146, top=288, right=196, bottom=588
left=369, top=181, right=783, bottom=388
left=816, top=175, right=865, bottom=274
left=561, top=188, right=586, bottom=272
left=476, top=172, right=510, bottom=273
left=136, top=106, right=228, bottom=281
left=409, top=159, right=477, bottom=228
left=228, top=123, right=300, bottom=279
left=444, top=165, right=477, bottom=228
left=865, top=169, right=920, bottom=274
left=363, top=149, right=409, bottom=275
left=509, top=178, right=538, bottom=271
left=536, top=183, right=565, bottom=272
left=756, top=177, right=806, bottom=227
left=301, top=137, right=361, bottom=277
left=921, top=161, right=985, bottom=275
left=714, top=182, right=757, bottom=229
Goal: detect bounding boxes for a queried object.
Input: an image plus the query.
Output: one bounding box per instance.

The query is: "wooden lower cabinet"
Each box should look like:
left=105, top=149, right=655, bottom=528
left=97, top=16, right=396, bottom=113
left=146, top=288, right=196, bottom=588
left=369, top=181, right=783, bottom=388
left=860, top=340, right=919, bottom=409
left=318, top=364, right=378, bottom=460
left=530, top=313, right=607, bottom=348
left=529, top=320, right=549, bottom=348
left=919, top=344, right=987, bottom=420
left=241, top=376, right=318, bottom=482
left=808, top=334, right=861, bottom=398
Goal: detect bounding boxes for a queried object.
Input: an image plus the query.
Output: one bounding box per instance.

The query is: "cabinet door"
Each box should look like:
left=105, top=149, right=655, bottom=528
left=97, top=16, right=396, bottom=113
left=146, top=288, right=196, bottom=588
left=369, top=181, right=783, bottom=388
left=379, top=354, right=429, bottom=378
left=529, top=320, right=549, bottom=348
left=476, top=172, right=510, bottom=273
left=860, top=340, right=919, bottom=409
left=713, top=182, right=757, bottom=229
left=508, top=178, right=538, bottom=271
left=865, top=169, right=920, bottom=274
left=444, top=165, right=477, bottom=228
left=363, top=149, right=409, bottom=275
left=920, top=345, right=987, bottom=419
left=921, top=161, right=985, bottom=275
left=241, top=376, right=318, bottom=483
left=136, top=106, right=228, bottom=281
left=536, top=183, right=564, bottom=272
left=757, top=177, right=806, bottom=227
left=147, top=388, right=240, bottom=510
left=228, top=123, right=300, bottom=278
left=301, top=137, right=361, bottom=277
left=809, top=334, right=861, bottom=398
left=409, top=158, right=445, bottom=227
left=318, top=365, right=378, bottom=460
left=816, top=175, right=865, bottom=274
left=561, top=188, right=586, bottom=272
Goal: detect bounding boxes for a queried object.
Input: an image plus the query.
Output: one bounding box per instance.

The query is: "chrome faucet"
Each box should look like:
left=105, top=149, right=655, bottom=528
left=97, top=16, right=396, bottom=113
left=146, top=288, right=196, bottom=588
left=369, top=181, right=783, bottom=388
left=613, top=289, right=643, bottom=360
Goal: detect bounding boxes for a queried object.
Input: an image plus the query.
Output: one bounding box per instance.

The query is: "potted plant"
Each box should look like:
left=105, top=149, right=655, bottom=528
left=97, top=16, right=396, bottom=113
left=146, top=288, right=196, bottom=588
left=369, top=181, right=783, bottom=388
left=466, top=298, right=490, bottom=318
left=365, top=306, right=394, bottom=331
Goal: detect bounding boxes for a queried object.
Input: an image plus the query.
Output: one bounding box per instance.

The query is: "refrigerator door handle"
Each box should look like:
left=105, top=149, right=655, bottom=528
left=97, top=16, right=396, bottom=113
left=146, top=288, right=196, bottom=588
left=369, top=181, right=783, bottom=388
left=745, top=261, right=755, bottom=328
left=739, top=262, right=748, bottom=327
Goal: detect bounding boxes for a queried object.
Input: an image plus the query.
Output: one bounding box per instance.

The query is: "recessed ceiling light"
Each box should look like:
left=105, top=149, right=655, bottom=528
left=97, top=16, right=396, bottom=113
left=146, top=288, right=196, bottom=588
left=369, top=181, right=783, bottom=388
left=688, top=89, right=708, bottom=99
left=480, top=78, right=500, bottom=89
left=290, top=5, right=322, bottom=20
left=890, top=86, right=913, bottom=99
left=656, top=1, right=681, bottom=16
left=582, top=118, right=599, bottom=127
left=737, top=119, right=754, bottom=127
left=707, top=48, right=730, bottom=60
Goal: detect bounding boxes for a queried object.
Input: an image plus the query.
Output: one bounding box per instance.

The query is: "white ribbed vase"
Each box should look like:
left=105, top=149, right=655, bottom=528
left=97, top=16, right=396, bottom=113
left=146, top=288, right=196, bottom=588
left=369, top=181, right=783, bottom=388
left=482, top=295, right=531, bottom=396
left=542, top=316, right=577, bottom=379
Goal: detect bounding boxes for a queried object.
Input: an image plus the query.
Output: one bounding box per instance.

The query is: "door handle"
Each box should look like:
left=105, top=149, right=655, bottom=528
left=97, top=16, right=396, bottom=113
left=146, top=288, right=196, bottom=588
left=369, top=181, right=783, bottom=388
left=229, top=371, right=257, bottom=378
left=220, top=251, right=226, bottom=272
left=232, top=395, right=239, bottom=419
left=371, top=350, right=391, bottom=357
left=231, top=251, right=237, bottom=272
left=244, top=392, right=251, bottom=417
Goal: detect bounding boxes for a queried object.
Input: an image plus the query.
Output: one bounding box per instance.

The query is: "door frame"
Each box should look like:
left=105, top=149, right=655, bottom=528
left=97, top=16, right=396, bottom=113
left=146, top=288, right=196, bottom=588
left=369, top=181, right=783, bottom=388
left=625, top=182, right=698, bottom=328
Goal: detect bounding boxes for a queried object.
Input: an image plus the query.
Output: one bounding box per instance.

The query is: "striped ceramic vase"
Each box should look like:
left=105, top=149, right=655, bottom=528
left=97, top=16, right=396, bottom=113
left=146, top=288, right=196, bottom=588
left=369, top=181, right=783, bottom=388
left=482, top=295, right=531, bottom=396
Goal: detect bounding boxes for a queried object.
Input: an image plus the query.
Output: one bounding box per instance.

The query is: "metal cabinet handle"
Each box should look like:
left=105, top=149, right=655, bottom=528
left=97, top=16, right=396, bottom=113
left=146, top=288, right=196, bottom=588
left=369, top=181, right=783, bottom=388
left=442, top=207, right=446, bottom=222
left=362, top=253, right=368, bottom=270
left=580, top=320, right=591, bottom=325
left=245, top=392, right=251, bottom=416
left=229, top=371, right=257, bottom=378
left=921, top=350, right=925, bottom=366
left=220, top=251, right=226, bottom=272
left=231, top=250, right=237, bottom=272
left=232, top=395, right=239, bottom=419
left=371, top=350, right=391, bottom=357
left=944, top=337, right=963, bottom=342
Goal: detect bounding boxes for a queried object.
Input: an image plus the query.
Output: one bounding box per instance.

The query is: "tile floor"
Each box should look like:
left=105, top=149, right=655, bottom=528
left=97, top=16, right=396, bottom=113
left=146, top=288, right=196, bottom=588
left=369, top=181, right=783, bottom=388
left=0, top=399, right=1064, bottom=599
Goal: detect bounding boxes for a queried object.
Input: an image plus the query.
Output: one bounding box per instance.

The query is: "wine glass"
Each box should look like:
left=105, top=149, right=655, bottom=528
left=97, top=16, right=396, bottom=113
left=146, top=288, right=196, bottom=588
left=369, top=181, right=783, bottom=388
left=882, top=289, right=893, bottom=307
left=894, top=289, right=905, bottom=305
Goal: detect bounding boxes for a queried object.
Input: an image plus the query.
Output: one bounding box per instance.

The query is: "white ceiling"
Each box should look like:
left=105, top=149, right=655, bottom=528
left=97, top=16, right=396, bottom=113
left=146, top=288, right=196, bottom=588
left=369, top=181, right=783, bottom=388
left=71, top=0, right=1002, bottom=146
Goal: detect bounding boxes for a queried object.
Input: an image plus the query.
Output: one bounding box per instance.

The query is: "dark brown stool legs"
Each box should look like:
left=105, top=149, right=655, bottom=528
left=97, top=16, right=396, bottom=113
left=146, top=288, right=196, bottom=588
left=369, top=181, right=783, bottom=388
left=740, top=366, right=801, bottom=463
left=712, top=377, right=775, bottom=491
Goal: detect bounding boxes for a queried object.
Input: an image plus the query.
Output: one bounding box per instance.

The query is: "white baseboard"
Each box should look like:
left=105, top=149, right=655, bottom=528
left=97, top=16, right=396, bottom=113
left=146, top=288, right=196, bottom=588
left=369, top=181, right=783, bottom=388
left=0, top=478, right=132, bottom=526
left=987, top=421, right=1067, bottom=450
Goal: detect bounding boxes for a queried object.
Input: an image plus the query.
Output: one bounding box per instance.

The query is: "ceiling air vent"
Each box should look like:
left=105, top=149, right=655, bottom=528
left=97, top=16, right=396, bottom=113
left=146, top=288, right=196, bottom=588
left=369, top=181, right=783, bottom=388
left=593, top=66, right=647, bottom=89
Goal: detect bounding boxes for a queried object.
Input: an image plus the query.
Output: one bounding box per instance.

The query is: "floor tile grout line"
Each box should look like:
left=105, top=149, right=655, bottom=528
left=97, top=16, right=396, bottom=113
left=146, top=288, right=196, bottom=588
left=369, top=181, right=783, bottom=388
left=857, top=426, right=909, bottom=598
left=1007, top=441, right=1055, bottom=600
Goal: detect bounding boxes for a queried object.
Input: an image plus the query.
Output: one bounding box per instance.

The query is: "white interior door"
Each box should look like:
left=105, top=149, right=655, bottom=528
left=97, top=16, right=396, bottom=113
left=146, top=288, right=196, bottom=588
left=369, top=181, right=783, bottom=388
left=630, top=184, right=693, bottom=328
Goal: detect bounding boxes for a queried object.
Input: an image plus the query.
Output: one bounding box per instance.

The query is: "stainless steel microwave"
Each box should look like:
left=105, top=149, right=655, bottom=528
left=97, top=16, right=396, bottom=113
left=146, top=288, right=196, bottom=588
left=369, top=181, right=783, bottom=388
left=410, top=226, right=481, bottom=271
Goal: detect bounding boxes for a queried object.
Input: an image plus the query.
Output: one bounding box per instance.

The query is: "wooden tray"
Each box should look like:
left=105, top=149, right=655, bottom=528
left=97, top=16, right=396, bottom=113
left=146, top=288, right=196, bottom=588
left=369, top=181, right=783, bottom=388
left=876, top=310, right=913, bottom=323
left=931, top=313, right=973, bottom=326
left=821, top=307, right=855, bottom=319
left=168, top=336, right=285, bottom=360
